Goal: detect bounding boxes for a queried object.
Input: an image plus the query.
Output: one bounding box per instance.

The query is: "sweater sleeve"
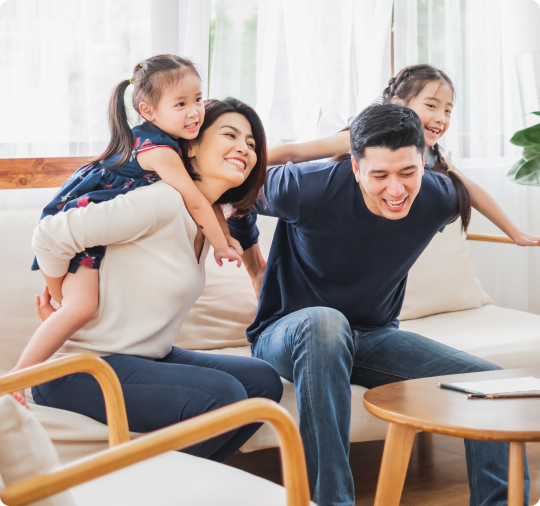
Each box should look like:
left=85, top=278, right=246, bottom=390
left=32, top=187, right=158, bottom=277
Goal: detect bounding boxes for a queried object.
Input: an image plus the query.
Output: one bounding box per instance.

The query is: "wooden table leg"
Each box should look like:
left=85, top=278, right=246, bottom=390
left=508, top=442, right=525, bottom=506
left=374, top=423, right=416, bottom=506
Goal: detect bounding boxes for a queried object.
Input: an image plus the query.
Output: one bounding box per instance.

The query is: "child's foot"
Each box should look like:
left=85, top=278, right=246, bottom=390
left=11, top=392, right=29, bottom=409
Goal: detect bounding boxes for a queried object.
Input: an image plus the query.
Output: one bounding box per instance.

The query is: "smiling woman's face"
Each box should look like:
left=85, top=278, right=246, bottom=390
left=188, top=112, right=257, bottom=191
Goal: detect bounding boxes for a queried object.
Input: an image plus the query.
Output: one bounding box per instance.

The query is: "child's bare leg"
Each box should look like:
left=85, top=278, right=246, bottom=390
left=12, top=267, right=99, bottom=373
left=9, top=267, right=98, bottom=408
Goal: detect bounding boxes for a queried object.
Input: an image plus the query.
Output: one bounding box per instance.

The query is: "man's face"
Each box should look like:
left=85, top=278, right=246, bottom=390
left=352, top=146, right=424, bottom=220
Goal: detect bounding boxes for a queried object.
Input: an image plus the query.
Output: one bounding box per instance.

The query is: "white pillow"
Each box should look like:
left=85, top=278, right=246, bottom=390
left=175, top=216, right=277, bottom=350
left=0, top=209, right=44, bottom=375
left=0, top=395, right=75, bottom=506
left=399, top=219, right=491, bottom=320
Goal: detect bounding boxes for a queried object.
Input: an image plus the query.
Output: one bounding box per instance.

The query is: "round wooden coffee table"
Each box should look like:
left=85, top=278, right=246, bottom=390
left=363, top=367, right=540, bottom=506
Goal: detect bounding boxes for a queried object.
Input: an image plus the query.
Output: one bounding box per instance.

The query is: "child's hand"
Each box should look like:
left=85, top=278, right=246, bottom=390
left=36, top=285, right=62, bottom=322
left=214, top=246, right=243, bottom=268
left=226, top=235, right=243, bottom=257
left=510, top=230, right=540, bottom=247
left=11, top=392, right=29, bottom=409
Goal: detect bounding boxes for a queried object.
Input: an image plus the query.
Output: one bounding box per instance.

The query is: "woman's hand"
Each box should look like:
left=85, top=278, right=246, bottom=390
left=214, top=246, right=243, bottom=268
left=36, top=285, right=62, bottom=322
left=509, top=230, right=540, bottom=247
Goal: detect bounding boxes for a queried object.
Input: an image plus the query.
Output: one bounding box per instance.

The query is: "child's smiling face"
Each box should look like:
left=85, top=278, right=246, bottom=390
left=395, top=81, right=454, bottom=147
left=140, top=72, right=205, bottom=140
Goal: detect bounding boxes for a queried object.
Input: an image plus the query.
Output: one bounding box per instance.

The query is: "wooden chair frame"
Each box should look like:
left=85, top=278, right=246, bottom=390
left=0, top=156, right=535, bottom=246
left=0, top=354, right=310, bottom=506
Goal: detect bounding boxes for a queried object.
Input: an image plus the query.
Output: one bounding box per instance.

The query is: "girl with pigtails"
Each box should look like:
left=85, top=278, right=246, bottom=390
left=11, top=55, right=245, bottom=400
left=269, top=63, right=540, bottom=246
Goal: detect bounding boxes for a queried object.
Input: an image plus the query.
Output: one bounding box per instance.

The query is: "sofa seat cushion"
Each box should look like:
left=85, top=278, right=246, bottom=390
left=400, top=304, right=540, bottom=369
left=69, top=451, right=315, bottom=506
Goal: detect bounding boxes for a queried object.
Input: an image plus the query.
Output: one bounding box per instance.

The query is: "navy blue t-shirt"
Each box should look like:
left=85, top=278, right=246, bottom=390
left=228, top=159, right=458, bottom=343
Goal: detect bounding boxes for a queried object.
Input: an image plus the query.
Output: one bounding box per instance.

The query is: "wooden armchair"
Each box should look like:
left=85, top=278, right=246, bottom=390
left=0, top=354, right=310, bottom=506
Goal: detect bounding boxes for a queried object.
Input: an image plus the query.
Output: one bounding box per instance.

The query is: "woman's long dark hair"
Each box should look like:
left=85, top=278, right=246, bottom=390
left=334, top=64, right=471, bottom=231
left=382, top=64, right=471, bottom=231
left=181, top=97, right=267, bottom=217
left=90, top=54, right=200, bottom=170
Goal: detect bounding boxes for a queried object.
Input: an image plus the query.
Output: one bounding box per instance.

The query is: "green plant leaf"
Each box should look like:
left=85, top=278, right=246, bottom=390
left=510, top=123, right=540, bottom=147
left=523, top=145, right=540, bottom=161
left=532, top=111, right=540, bottom=116
left=507, top=156, right=540, bottom=186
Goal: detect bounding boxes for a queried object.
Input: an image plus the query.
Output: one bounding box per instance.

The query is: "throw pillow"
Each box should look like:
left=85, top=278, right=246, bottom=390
left=0, top=395, right=75, bottom=506
left=399, top=220, right=491, bottom=320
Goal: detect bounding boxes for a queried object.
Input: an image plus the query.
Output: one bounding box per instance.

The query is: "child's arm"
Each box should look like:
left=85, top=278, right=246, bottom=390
left=213, top=204, right=243, bottom=257
left=451, top=166, right=540, bottom=246
left=268, top=131, right=351, bottom=166
left=137, top=148, right=242, bottom=266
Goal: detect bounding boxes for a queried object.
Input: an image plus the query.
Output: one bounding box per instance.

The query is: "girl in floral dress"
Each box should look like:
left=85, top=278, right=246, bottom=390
left=16, top=55, right=243, bottom=393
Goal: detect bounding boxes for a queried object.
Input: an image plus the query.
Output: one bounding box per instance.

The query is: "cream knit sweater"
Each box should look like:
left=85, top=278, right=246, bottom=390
left=32, top=182, right=209, bottom=359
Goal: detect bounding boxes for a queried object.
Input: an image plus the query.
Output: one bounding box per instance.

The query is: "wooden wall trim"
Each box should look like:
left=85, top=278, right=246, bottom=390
left=0, top=157, right=94, bottom=189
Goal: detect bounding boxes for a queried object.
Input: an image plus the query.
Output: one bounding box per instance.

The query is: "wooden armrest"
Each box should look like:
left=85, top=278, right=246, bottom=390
left=0, top=398, right=310, bottom=506
left=466, top=233, right=517, bottom=244
left=0, top=354, right=129, bottom=447
left=0, top=157, right=94, bottom=189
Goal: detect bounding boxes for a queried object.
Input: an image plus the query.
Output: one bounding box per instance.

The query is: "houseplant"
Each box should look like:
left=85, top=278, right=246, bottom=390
left=507, top=112, right=540, bottom=186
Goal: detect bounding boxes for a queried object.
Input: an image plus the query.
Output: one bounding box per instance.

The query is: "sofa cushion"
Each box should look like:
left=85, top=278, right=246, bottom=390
left=0, top=394, right=75, bottom=506
left=0, top=209, right=44, bottom=375
left=399, top=219, right=492, bottom=320
left=400, top=304, right=540, bottom=368
left=175, top=216, right=277, bottom=350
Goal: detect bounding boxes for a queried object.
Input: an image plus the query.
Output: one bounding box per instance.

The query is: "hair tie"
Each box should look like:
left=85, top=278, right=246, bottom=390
left=129, top=79, right=132, bottom=84
left=139, top=61, right=143, bottom=67
left=447, top=168, right=452, bottom=172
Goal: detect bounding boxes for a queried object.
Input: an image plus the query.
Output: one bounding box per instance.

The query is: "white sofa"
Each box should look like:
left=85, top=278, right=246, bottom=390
left=1, top=207, right=540, bottom=464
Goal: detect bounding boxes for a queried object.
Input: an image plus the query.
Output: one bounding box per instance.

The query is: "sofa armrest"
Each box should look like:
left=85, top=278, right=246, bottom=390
left=0, top=398, right=310, bottom=506
left=0, top=354, right=130, bottom=447
left=466, top=233, right=518, bottom=244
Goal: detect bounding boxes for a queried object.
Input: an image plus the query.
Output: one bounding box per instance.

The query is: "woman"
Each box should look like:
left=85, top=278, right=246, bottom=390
left=13, top=97, right=283, bottom=463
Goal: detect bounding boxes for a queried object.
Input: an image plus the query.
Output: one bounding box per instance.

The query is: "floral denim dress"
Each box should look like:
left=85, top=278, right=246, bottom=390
left=31, top=122, right=182, bottom=273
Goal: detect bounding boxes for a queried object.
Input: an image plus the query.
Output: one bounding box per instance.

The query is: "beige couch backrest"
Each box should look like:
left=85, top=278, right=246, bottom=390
left=0, top=209, right=490, bottom=374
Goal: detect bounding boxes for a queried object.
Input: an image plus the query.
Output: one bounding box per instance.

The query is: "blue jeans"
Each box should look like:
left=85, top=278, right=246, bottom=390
left=33, top=347, right=283, bottom=463
left=252, top=307, right=530, bottom=506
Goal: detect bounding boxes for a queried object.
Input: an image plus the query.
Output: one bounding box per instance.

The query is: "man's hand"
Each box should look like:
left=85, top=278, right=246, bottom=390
left=36, top=285, right=62, bottom=322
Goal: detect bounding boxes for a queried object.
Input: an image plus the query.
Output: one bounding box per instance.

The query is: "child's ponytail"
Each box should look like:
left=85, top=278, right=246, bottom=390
left=91, top=54, right=201, bottom=169
left=90, top=79, right=133, bottom=168
left=432, top=142, right=471, bottom=231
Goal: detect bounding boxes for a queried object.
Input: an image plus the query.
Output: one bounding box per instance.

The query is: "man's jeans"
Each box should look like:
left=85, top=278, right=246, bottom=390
left=251, top=306, right=530, bottom=506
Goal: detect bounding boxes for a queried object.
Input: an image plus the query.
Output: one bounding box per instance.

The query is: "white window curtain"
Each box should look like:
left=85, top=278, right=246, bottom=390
left=394, top=0, right=540, bottom=315
left=209, top=0, right=393, bottom=145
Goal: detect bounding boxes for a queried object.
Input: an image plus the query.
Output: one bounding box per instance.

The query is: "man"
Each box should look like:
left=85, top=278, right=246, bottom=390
left=228, top=104, right=529, bottom=506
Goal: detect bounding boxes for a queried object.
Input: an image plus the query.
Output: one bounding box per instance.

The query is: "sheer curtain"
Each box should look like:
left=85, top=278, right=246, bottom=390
left=394, top=0, right=540, bottom=314
left=209, top=0, right=393, bottom=145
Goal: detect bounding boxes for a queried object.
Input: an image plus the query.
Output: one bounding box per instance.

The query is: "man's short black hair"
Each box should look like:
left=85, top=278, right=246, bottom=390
left=350, top=104, right=425, bottom=162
